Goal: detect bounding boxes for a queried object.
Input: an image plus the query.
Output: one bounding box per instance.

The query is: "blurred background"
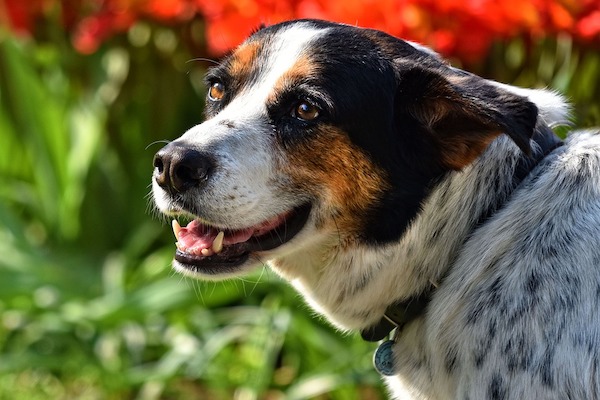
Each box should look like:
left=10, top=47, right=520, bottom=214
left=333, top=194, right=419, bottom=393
left=0, top=0, right=598, bottom=399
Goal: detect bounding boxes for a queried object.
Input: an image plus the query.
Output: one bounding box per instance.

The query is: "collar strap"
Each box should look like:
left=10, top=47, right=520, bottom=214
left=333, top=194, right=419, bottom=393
left=360, top=127, right=564, bottom=343
left=361, top=290, right=432, bottom=341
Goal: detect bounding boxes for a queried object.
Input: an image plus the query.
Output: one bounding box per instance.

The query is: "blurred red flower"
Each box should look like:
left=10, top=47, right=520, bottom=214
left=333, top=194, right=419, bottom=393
left=72, top=8, right=135, bottom=53
left=0, top=0, right=53, bottom=35
left=0, top=0, right=597, bottom=60
left=578, top=9, right=600, bottom=39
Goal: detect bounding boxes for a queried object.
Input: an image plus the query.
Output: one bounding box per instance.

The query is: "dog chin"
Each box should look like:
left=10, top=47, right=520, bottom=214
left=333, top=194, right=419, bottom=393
left=171, top=257, right=260, bottom=281
left=169, top=203, right=312, bottom=279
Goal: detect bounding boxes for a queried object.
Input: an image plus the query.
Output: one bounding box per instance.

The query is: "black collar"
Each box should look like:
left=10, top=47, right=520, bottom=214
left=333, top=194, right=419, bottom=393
left=361, top=126, right=564, bottom=342
left=361, top=289, right=433, bottom=341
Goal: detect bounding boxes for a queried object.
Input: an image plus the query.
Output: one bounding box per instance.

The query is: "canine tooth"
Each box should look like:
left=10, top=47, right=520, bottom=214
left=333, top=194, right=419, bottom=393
left=201, top=248, right=214, bottom=256
left=176, top=242, right=183, bottom=251
left=172, top=219, right=182, bottom=238
left=212, top=231, right=225, bottom=253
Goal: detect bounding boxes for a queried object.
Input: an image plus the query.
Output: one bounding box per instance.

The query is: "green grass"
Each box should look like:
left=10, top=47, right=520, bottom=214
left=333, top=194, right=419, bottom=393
left=0, top=22, right=598, bottom=399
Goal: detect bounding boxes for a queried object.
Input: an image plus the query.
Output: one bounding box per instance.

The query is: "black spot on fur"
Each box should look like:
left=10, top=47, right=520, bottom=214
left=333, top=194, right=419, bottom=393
left=465, top=270, right=505, bottom=325
left=472, top=319, right=498, bottom=369
left=539, top=349, right=555, bottom=388
left=445, top=346, right=459, bottom=374
left=488, top=374, right=508, bottom=400
left=540, top=243, right=560, bottom=259
left=571, top=330, right=599, bottom=357
left=474, top=351, right=486, bottom=369
left=429, top=221, right=448, bottom=244
left=504, top=331, right=533, bottom=373
left=525, top=272, right=540, bottom=296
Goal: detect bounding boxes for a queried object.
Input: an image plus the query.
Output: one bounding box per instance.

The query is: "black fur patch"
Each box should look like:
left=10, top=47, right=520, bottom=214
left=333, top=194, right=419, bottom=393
left=488, top=374, right=509, bottom=400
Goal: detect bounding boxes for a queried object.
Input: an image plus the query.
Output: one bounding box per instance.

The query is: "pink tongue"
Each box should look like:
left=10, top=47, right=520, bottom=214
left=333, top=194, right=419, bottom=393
left=177, top=220, right=255, bottom=251
left=176, top=211, right=291, bottom=253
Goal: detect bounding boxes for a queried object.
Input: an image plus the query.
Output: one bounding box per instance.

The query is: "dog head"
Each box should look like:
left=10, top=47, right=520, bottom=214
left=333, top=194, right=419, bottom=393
left=152, top=19, right=542, bottom=280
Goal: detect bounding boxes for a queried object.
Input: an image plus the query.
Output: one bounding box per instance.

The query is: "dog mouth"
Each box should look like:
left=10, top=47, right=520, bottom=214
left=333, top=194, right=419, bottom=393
left=170, top=203, right=311, bottom=274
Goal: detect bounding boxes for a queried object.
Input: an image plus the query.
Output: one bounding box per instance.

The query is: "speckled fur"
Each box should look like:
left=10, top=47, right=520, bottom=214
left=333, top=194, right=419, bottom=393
left=152, top=20, right=600, bottom=399
left=383, top=131, right=600, bottom=399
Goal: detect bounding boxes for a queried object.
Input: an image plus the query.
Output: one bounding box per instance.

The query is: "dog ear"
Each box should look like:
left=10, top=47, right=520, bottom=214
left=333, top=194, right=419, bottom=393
left=394, top=62, right=538, bottom=170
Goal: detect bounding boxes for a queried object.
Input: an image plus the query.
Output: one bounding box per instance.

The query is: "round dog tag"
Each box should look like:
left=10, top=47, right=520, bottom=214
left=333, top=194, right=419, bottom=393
left=373, top=340, right=396, bottom=376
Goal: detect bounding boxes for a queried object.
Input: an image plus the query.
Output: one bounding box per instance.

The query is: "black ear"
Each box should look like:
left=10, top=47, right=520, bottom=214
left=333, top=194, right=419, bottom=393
left=395, top=62, right=538, bottom=169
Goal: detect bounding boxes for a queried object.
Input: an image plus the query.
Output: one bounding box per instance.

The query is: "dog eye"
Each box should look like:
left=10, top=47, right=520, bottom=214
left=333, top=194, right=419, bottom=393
left=293, top=101, right=320, bottom=121
left=208, top=82, right=225, bottom=101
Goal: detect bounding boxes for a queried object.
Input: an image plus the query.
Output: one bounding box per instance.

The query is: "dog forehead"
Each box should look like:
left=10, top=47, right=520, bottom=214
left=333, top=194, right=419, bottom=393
left=232, top=23, right=328, bottom=101
left=186, top=23, right=330, bottom=142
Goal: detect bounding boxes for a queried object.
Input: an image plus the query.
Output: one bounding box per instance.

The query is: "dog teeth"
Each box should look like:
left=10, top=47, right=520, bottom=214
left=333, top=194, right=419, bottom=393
left=171, top=221, right=224, bottom=257
left=212, top=231, right=224, bottom=254
left=172, top=219, right=182, bottom=238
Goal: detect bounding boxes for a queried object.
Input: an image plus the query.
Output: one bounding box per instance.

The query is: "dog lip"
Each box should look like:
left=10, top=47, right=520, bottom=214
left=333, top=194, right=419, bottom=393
left=172, top=203, right=312, bottom=273
left=174, top=246, right=251, bottom=274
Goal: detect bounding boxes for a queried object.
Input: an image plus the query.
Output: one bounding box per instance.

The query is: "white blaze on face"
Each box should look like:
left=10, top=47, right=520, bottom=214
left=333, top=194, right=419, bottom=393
left=159, top=24, right=329, bottom=228
left=217, top=24, right=328, bottom=119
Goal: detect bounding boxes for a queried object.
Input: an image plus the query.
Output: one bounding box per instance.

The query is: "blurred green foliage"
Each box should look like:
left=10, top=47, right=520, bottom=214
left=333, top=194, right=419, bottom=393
left=0, top=22, right=385, bottom=399
left=0, top=19, right=598, bottom=400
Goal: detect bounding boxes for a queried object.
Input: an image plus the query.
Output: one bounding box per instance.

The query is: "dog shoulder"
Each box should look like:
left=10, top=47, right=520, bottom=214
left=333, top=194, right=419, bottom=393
left=423, top=129, right=600, bottom=398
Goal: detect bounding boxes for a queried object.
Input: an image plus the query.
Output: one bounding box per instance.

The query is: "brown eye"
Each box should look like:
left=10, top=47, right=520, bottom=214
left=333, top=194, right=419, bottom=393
left=208, top=82, right=225, bottom=101
left=293, top=101, right=320, bottom=121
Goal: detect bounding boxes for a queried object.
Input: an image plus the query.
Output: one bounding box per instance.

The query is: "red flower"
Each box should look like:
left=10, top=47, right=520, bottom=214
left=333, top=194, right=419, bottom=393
left=577, top=10, right=600, bottom=39
left=0, top=0, right=598, bottom=60
left=143, top=0, right=196, bottom=21
left=0, top=0, right=52, bottom=35
left=71, top=8, right=135, bottom=54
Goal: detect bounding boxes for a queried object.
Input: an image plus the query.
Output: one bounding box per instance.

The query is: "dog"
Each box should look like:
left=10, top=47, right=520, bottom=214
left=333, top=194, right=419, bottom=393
left=152, top=19, right=600, bottom=399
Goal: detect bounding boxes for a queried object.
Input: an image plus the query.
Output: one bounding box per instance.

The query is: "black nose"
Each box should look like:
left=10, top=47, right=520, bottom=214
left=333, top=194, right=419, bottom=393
left=153, top=143, right=214, bottom=193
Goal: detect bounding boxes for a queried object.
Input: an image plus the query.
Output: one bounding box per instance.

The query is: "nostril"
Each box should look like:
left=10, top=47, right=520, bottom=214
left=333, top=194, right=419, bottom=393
left=171, top=151, right=213, bottom=192
left=174, top=163, right=210, bottom=185
left=153, top=155, right=164, bottom=173
left=153, top=152, right=170, bottom=189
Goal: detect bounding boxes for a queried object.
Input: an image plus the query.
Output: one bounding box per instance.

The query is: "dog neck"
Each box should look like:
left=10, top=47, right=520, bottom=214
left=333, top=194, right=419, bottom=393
left=270, top=126, right=563, bottom=334
left=359, top=125, right=563, bottom=340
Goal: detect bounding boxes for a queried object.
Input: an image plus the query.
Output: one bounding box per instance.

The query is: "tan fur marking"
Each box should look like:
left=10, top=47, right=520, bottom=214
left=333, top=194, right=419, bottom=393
left=228, top=41, right=261, bottom=82
left=416, top=97, right=504, bottom=170
left=267, top=56, right=317, bottom=104
left=439, top=134, right=499, bottom=170
left=281, top=126, right=389, bottom=243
